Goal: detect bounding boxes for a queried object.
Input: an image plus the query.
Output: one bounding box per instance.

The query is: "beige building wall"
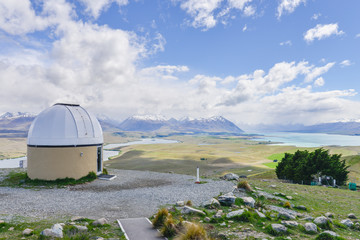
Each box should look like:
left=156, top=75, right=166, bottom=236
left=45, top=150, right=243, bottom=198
left=27, top=146, right=101, bottom=180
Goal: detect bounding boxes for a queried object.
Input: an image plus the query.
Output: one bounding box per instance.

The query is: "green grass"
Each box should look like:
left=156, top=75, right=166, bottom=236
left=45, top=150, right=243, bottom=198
left=267, top=153, right=285, bottom=161
left=263, top=162, right=279, bottom=169
left=0, top=171, right=97, bottom=188
left=0, top=218, right=125, bottom=240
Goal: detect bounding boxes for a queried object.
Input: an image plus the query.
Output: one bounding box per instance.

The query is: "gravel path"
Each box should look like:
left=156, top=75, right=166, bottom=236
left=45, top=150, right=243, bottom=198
left=0, top=169, right=234, bottom=222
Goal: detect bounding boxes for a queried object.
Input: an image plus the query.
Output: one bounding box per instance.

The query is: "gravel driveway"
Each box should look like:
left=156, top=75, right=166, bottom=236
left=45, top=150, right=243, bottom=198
left=0, top=169, right=234, bottom=222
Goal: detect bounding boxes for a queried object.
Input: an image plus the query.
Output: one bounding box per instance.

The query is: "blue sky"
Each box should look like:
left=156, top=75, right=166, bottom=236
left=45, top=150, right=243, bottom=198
left=0, top=0, right=359, bottom=126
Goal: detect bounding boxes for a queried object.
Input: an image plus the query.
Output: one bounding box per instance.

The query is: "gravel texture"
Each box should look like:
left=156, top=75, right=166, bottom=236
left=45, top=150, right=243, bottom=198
left=0, top=169, right=234, bottom=222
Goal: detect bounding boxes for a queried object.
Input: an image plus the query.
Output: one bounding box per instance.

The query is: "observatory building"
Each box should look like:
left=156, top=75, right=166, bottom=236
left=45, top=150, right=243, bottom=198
left=27, top=103, right=103, bottom=180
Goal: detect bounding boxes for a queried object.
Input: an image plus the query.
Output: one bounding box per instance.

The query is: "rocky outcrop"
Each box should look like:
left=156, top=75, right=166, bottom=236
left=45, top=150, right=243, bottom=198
left=304, top=222, right=317, bottom=233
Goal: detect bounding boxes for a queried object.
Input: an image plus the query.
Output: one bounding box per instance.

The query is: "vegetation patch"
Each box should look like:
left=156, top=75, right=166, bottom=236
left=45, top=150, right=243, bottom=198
left=0, top=171, right=97, bottom=188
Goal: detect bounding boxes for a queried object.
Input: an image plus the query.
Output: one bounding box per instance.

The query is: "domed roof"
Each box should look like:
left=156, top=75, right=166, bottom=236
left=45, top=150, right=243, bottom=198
left=27, top=103, right=103, bottom=146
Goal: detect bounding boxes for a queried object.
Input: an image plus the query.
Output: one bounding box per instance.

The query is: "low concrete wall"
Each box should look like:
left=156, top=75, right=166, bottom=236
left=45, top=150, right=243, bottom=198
left=27, top=146, right=101, bottom=180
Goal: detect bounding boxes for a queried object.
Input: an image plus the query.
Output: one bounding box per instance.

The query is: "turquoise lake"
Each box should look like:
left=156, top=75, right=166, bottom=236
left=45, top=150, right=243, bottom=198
left=253, top=132, right=360, bottom=147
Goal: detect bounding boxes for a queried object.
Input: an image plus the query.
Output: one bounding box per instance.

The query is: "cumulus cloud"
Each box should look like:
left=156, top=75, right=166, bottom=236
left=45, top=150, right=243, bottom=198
left=304, top=23, right=344, bottom=43
left=340, top=60, right=353, bottom=67
left=0, top=0, right=359, bottom=126
left=79, top=0, right=128, bottom=19
left=277, top=0, right=306, bottom=19
left=178, top=0, right=254, bottom=30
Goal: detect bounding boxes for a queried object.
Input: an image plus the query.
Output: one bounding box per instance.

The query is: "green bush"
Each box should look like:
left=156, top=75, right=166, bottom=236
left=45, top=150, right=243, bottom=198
left=275, top=148, right=349, bottom=185
left=152, top=208, right=169, bottom=228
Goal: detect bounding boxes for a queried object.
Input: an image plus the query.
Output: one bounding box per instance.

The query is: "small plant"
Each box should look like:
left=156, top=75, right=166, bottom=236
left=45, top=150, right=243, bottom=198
left=333, top=220, right=347, bottom=229
left=161, top=215, right=177, bottom=238
left=235, top=198, right=244, bottom=206
left=102, top=168, right=109, bottom=175
left=185, top=200, right=193, bottom=206
left=283, top=201, right=291, bottom=209
left=175, top=223, right=209, bottom=240
left=237, top=180, right=253, bottom=192
left=152, top=208, right=169, bottom=228
left=315, top=232, right=346, bottom=240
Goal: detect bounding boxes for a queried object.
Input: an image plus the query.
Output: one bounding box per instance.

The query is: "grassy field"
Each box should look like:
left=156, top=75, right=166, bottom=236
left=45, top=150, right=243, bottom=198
left=0, top=138, right=26, bottom=160
left=106, top=134, right=360, bottom=179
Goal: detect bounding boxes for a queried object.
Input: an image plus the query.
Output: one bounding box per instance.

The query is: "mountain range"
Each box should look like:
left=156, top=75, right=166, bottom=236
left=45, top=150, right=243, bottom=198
left=1, top=111, right=360, bottom=135
left=0, top=112, right=244, bottom=134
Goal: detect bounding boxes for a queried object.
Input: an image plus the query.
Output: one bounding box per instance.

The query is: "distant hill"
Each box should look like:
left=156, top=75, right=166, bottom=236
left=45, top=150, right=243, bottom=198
left=294, top=122, right=360, bottom=135
left=118, top=115, right=244, bottom=133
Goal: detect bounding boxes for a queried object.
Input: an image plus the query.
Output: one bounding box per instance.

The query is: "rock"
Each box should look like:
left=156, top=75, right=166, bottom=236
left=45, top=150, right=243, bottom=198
left=322, top=230, right=338, bottom=237
left=269, top=184, right=277, bottom=188
left=281, top=221, right=298, bottom=227
left=8, top=227, right=14, bottom=231
left=41, top=223, right=63, bottom=238
left=278, top=212, right=296, bottom=220
left=255, top=187, right=262, bottom=190
left=204, top=217, right=210, bottom=222
left=74, top=225, right=88, bottom=232
left=295, top=205, right=307, bottom=211
left=51, top=224, right=64, bottom=238
left=286, top=196, right=293, bottom=200
left=181, top=206, right=205, bottom=216
left=218, top=192, right=236, bottom=206
left=271, top=224, right=287, bottom=233
left=201, top=198, right=220, bottom=209
left=213, top=210, right=223, bottom=218
left=324, top=212, right=334, bottom=218
left=314, top=216, right=329, bottom=225
left=348, top=213, right=357, bottom=219
left=0, top=220, right=4, bottom=224
left=304, top=222, right=317, bottom=233
left=255, top=209, right=266, bottom=219
left=220, top=222, right=226, bottom=226
left=302, top=215, right=314, bottom=221
left=92, top=218, right=108, bottom=226
left=71, top=216, right=85, bottom=222
left=226, top=209, right=245, bottom=218
left=221, top=173, right=239, bottom=181
left=22, top=228, right=33, bottom=236
left=176, top=201, right=185, bottom=207
left=241, top=197, right=255, bottom=208
left=341, top=219, right=354, bottom=227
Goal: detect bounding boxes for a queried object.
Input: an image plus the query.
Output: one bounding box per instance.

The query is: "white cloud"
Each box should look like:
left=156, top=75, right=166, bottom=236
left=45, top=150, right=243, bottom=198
left=304, top=23, right=344, bottom=43
left=356, top=33, right=360, bottom=38
left=311, top=13, right=321, bottom=20
left=279, top=40, right=292, bottom=46
left=304, top=62, right=335, bottom=83
left=340, top=59, right=353, bottom=67
left=314, top=77, right=324, bottom=87
left=179, top=0, right=254, bottom=30
left=243, top=5, right=255, bottom=16
left=277, top=0, right=306, bottom=19
left=242, top=24, right=247, bottom=32
left=79, top=0, right=128, bottom=19
left=180, top=0, right=222, bottom=29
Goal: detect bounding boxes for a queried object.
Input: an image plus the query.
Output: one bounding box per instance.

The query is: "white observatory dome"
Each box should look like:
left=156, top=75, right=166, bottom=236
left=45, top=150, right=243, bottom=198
left=27, top=103, right=103, bottom=146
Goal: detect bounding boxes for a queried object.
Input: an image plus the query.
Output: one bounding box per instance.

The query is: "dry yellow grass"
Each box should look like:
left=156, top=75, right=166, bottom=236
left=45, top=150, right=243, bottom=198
left=0, top=138, right=27, bottom=159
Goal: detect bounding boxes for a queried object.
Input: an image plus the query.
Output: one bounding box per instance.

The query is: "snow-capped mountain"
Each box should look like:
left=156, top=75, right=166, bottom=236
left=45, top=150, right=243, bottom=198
left=118, top=115, right=244, bottom=133
left=0, top=112, right=35, bottom=136
left=0, top=112, right=35, bottom=119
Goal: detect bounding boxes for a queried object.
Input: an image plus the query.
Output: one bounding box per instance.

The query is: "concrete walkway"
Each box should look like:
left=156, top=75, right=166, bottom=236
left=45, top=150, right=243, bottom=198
left=117, top=218, right=166, bottom=240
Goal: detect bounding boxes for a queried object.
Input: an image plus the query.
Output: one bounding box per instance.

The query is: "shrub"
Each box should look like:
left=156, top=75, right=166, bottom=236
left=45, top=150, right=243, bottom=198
left=161, top=215, right=177, bottom=238
left=175, top=223, right=209, bottom=240
left=185, top=200, right=193, bottom=206
left=283, top=201, right=291, bottom=209
left=315, top=232, right=346, bottom=240
left=231, top=211, right=257, bottom=223
left=152, top=208, right=169, bottom=228
left=237, top=180, right=253, bottom=192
